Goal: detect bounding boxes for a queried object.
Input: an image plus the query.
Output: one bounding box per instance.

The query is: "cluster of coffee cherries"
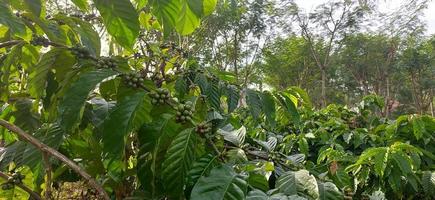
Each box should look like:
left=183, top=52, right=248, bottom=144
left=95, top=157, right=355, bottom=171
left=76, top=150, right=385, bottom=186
left=175, top=102, right=194, bottom=123
left=123, top=73, right=145, bottom=89
left=195, top=122, right=212, bottom=135
left=70, top=46, right=90, bottom=59
left=30, top=36, right=50, bottom=47
left=1, top=172, right=25, bottom=190
left=149, top=88, right=170, bottom=105
left=96, top=57, right=117, bottom=69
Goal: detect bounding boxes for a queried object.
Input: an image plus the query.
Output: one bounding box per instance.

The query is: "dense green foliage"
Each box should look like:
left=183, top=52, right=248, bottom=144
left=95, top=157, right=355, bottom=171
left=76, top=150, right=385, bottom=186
left=0, top=0, right=434, bottom=200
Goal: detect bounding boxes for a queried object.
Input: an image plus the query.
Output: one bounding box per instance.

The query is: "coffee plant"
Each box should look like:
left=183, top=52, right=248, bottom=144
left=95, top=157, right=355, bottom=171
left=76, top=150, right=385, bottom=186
left=0, top=0, right=434, bottom=200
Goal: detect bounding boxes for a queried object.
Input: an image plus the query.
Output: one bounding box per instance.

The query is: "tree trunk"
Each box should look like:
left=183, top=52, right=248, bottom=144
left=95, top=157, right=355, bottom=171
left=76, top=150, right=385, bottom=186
left=321, top=67, right=327, bottom=107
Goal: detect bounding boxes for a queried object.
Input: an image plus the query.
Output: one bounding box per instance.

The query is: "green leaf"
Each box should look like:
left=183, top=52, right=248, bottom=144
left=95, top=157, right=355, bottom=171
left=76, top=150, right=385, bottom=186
left=187, top=154, right=219, bottom=191
left=0, top=123, right=64, bottom=169
left=10, top=99, right=41, bottom=132
left=0, top=3, right=26, bottom=36
left=24, top=0, right=42, bottom=17
left=150, top=0, right=181, bottom=35
left=422, top=171, right=435, bottom=197
left=318, top=182, right=343, bottom=200
left=261, top=91, right=276, bottom=127
left=191, top=165, right=248, bottom=200
left=276, top=170, right=319, bottom=199
left=391, top=152, right=412, bottom=175
left=373, top=148, right=388, bottom=177
left=226, top=85, right=239, bottom=113
left=248, top=173, right=269, bottom=192
left=0, top=167, right=34, bottom=199
left=298, top=136, right=309, bottom=156
left=137, top=114, right=181, bottom=198
left=29, top=49, right=74, bottom=99
left=176, top=1, right=200, bottom=35
left=207, top=80, right=221, bottom=111
left=411, top=115, right=425, bottom=140
left=187, top=0, right=217, bottom=17
left=71, top=0, right=89, bottom=11
left=247, top=189, right=291, bottom=200
left=275, top=92, right=300, bottom=126
left=218, top=125, right=246, bottom=147
left=0, top=43, right=23, bottom=101
left=62, top=16, right=101, bottom=56
left=162, top=128, right=198, bottom=197
left=94, top=0, right=140, bottom=49
left=246, top=89, right=263, bottom=120
left=59, top=69, right=118, bottom=131
left=102, top=91, right=151, bottom=157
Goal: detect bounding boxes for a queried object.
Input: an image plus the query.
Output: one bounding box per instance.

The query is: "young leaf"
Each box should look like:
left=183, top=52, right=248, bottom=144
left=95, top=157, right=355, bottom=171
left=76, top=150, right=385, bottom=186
left=59, top=69, right=118, bottom=130
left=190, top=165, right=248, bottom=200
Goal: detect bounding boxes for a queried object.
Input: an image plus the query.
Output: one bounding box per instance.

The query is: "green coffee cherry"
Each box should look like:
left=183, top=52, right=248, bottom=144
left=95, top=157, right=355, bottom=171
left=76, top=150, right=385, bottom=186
left=123, top=72, right=145, bottom=89
left=150, top=88, right=171, bottom=105
left=175, top=101, right=194, bottom=123
left=70, top=46, right=90, bottom=59
left=30, top=36, right=50, bottom=47
left=96, top=57, right=117, bottom=69
left=195, top=122, right=212, bottom=135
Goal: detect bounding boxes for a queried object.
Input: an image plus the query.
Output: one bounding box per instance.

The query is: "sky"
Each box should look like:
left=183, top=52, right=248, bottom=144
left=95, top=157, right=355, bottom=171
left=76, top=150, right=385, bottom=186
left=294, top=0, right=435, bottom=35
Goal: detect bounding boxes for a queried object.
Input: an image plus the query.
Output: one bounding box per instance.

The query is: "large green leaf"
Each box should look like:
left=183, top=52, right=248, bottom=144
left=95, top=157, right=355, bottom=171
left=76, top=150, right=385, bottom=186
left=246, top=89, right=263, bottom=120
left=150, top=0, right=182, bottom=35
left=28, top=49, right=74, bottom=99
left=218, top=125, right=246, bottom=147
left=0, top=2, right=26, bottom=36
left=137, top=114, right=181, bottom=198
left=275, top=92, right=300, bottom=126
left=422, top=171, right=435, bottom=197
left=102, top=91, right=151, bottom=157
left=318, top=182, right=343, bottom=200
left=187, top=154, right=219, bottom=191
left=190, top=165, right=248, bottom=200
left=24, top=0, right=42, bottom=18
left=261, top=91, right=276, bottom=127
left=71, top=0, right=89, bottom=11
left=207, top=80, right=221, bottom=111
left=60, top=15, right=101, bottom=56
left=59, top=69, right=118, bottom=130
left=225, top=85, right=239, bottom=113
left=94, top=0, right=140, bottom=49
left=0, top=167, right=34, bottom=199
left=187, top=0, right=217, bottom=17
left=276, top=170, right=319, bottom=199
left=373, top=148, right=388, bottom=177
left=162, top=128, right=198, bottom=197
left=176, top=2, right=200, bottom=35
left=0, top=123, right=64, bottom=169
left=0, top=44, right=23, bottom=101
left=247, top=189, right=293, bottom=200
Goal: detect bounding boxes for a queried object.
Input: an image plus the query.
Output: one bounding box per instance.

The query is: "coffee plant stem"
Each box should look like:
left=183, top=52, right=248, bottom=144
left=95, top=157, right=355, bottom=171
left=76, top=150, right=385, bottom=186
left=0, top=40, right=23, bottom=48
left=0, top=171, right=42, bottom=200
left=0, top=119, right=109, bottom=200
